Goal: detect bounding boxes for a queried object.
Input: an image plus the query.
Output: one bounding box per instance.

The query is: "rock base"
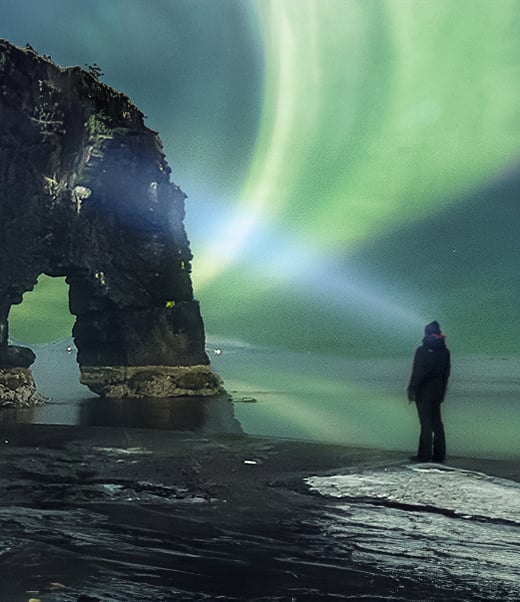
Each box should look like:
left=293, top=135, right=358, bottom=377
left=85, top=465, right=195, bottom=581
left=80, top=365, right=225, bottom=399
left=0, top=368, right=47, bottom=407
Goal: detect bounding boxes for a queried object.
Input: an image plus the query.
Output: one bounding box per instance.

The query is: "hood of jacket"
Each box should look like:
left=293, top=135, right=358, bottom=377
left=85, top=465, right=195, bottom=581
left=422, top=333, right=447, bottom=350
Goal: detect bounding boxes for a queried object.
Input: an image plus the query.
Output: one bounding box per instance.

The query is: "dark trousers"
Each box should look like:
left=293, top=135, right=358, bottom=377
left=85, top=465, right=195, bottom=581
left=415, top=399, right=446, bottom=461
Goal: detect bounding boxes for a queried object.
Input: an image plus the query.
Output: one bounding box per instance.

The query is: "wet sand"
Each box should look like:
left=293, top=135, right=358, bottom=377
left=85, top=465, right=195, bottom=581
left=2, top=422, right=518, bottom=506
left=0, top=422, right=519, bottom=601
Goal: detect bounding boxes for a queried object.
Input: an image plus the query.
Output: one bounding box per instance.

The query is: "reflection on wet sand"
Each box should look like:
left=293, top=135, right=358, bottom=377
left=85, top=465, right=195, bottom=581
left=78, top=394, right=243, bottom=433
left=0, top=392, right=243, bottom=436
left=0, top=405, right=35, bottom=424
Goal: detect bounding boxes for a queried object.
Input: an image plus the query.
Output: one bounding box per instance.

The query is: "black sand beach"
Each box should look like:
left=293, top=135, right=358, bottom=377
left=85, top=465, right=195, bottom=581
left=1, top=422, right=519, bottom=601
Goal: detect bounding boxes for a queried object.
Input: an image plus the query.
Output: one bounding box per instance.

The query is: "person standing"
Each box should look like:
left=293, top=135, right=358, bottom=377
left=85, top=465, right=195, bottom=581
left=407, top=320, right=451, bottom=462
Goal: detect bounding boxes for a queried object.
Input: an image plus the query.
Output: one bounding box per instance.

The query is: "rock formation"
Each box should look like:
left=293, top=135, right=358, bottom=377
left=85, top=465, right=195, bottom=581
left=0, top=39, right=223, bottom=403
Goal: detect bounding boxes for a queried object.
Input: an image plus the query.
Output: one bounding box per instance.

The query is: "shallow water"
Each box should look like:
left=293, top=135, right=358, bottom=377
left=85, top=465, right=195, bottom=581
left=12, top=337, right=519, bottom=460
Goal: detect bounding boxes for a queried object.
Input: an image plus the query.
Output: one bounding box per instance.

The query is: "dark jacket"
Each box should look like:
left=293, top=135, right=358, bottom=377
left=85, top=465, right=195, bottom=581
left=407, top=335, right=451, bottom=402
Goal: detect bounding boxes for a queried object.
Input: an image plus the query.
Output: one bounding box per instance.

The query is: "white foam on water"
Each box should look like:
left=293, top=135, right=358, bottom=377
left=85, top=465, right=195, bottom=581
left=305, top=465, right=520, bottom=599
left=306, top=464, right=520, bottom=524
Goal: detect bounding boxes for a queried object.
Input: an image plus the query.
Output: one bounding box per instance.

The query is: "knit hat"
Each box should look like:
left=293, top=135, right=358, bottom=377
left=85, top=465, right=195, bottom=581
left=424, top=320, right=441, bottom=336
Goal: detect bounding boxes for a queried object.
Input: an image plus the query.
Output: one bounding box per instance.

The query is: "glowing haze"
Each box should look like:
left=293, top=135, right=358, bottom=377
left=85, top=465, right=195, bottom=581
left=3, top=0, right=520, bottom=355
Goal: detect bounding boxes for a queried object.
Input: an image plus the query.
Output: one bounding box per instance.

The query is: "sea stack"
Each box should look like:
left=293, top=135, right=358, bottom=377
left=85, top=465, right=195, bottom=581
left=0, top=39, right=223, bottom=403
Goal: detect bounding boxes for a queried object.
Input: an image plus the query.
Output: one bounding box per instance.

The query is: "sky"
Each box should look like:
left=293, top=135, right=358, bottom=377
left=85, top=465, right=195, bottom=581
left=2, top=0, right=520, bottom=356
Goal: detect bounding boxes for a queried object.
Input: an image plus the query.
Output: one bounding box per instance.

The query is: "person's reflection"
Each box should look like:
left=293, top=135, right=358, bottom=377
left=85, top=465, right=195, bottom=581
left=79, top=395, right=243, bottom=434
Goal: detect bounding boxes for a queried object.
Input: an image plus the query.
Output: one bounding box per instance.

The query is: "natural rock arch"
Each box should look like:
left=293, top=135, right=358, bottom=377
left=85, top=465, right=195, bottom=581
left=0, top=39, right=222, bottom=403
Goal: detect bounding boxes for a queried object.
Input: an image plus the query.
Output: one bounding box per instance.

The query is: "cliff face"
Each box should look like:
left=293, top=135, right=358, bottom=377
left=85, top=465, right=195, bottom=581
left=0, top=39, right=222, bottom=401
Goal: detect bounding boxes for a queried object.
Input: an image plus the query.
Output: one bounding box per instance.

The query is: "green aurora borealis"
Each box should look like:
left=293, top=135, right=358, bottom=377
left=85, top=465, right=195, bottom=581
left=3, top=0, right=520, bottom=355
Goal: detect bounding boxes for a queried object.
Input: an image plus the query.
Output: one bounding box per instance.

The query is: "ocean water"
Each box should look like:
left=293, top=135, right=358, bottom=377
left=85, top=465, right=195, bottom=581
left=3, top=337, right=519, bottom=461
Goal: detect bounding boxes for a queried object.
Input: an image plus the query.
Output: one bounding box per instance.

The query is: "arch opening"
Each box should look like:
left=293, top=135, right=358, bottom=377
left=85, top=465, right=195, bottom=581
left=9, top=275, right=74, bottom=344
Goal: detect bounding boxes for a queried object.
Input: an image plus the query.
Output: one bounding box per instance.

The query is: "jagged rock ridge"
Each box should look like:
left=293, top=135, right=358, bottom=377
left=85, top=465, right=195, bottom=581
left=0, top=39, right=223, bottom=402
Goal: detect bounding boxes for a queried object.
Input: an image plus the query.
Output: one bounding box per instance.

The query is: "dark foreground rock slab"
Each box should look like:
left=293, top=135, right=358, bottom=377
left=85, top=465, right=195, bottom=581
left=0, top=423, right=519, bottom=601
